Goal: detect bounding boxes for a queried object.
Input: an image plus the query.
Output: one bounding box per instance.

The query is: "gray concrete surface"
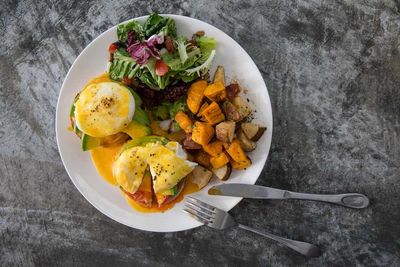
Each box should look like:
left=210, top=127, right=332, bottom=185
left=1, top=0, right=400, bottom=266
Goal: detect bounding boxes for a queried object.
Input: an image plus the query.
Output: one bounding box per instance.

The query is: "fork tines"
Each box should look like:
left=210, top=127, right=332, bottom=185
left=184, top=197, right=216, bottom=224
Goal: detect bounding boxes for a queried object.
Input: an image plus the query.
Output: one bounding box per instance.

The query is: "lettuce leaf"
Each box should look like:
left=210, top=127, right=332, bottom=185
left=196, top=36, right=217, bottom=52
left=117, top=20, right=144, bottom=42
left=138, top=58, right=177, bottom=90
left=108, top=49, right=141, bottom=80
left=161, top=47, right=200, bottom=72
left=186, top=50, right=216, bottom=76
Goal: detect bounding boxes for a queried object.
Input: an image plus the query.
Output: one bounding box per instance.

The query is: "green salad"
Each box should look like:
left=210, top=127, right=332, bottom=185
left=107, top=13, right=217, bottom=90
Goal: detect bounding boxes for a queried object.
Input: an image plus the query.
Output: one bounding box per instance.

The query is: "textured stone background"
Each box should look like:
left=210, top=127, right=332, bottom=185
left=1, top=0, right=400, bottom=266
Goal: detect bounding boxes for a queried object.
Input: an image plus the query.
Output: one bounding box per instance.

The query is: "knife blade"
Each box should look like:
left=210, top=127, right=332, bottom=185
left=208, top=183, right=290, bottom=199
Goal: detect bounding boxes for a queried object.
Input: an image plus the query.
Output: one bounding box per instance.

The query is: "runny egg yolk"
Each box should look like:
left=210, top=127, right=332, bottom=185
left=74, top=82, right=135, bottom=137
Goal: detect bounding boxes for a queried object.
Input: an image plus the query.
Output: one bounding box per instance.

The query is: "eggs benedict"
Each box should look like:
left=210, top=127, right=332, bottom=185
left=74, top=82, right=135, bottom=137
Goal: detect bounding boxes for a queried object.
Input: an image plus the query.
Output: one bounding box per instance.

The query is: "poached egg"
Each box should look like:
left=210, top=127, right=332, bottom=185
left=74, top=82, right=135, bottom=137
left=113, top=141, right=197, bottom=194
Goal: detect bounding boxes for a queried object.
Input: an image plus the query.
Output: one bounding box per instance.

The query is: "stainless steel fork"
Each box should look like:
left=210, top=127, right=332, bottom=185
left=184, top=196, right=322, bottom=257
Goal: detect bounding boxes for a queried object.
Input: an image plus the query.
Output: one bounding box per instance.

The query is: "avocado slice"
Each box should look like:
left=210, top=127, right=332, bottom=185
left=74, top=123, right=81, bottom=135
left=160, top=186, right=178, bottom=196
left=69, top=101, right=75, bottom=117
left=69, top=93, right=80, bottom=117
left=81, top=134, right=102, bottom=151
left=132, top=107, right=150, bottom=126
left=119, top=136, right=168, bottom=154
left=121, top=120, right=151, bottom=139
left=125, top=87, right=150, bottom=126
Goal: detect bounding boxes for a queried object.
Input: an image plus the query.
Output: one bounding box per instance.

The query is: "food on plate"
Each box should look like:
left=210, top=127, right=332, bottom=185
left=212, top=164, right=232, bottom=181
left=240, top=122, right=267, bottom=141
left=114, top=139, right=197, bottom=207
left=74, top=82, right=135, bottom=137
left=237, top=129, right=257, bottom=152
left=108, top=13, right=217, bottom=90
left=68, top=13, right=267, bottom=213
left=188, top=166, right=213, bottom=189
left=215, top=121, right=235, bottom=143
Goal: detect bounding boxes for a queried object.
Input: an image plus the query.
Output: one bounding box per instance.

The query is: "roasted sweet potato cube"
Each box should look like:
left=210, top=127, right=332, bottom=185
left=200, top=102, right=225, bottom=125
left=197, top=102, right=209, bottom=117
left=187, top=80, right=208, bottom=114
left=226, top=139, right=249, bottom=164
left=191, top=121, right=215, bottom=145
left=204, top=82, right=226, bottom=102
left=210, top=152, right=230, bottom=169
left=203, top=140, right=224, bottom=157
left=175, top=111, right=193, bottom=133
left=230, top=157, right=251, bottom=169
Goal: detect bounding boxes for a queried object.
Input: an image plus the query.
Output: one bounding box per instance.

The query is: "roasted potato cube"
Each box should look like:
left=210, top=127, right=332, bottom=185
left=213, top=66, right=225, bottom=86
left=215, top=121, right=235, bottom=143
left=189, top=166, right=213, bottom=189
left=212, top=164, right=232, bottom=181
left=241, top=122, right=267, bottom=141
left=222, top=101, right=241, bottom=122
left=232, top=96, right=252, bottom=119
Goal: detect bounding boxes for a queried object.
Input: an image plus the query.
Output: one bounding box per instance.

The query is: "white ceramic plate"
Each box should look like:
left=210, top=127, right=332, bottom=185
left=56, top=15, right=273, bottom=232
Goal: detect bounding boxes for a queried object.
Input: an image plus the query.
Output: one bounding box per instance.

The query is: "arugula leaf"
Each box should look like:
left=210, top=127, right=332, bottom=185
left=117, top=20, right=144, bottom=42
left=159, top=17, right=177, bottom=38
left=143, top=13, right=177, bottom=38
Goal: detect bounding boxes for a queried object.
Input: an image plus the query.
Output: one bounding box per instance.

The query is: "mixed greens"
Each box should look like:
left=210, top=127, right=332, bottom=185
left=108, top=13, right=217, bottom=90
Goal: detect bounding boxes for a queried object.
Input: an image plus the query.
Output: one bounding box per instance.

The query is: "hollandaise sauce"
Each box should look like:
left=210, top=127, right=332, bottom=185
left=90, top=145, right=200, bottom=213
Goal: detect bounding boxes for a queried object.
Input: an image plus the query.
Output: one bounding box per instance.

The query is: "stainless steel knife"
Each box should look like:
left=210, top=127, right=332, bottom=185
left=208, top=184, right=369, bottom=209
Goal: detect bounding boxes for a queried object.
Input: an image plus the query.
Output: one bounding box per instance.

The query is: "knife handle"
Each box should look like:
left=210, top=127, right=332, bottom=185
left=287, top=192, right=369, bottom=209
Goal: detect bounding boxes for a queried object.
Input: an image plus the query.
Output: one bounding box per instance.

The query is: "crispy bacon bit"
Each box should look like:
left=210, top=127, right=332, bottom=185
left=183, top=133, right=202, bottom=150
left=122, top=77, right=133, bottom=86
left=165, top=36, right=175, bottom=52
left=195, top=30, right=205, bottom=36
left=226, top=83, right=240, bottom=99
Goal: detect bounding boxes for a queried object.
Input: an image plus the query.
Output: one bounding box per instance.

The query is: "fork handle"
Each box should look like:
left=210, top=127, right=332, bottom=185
left=237, top=224, right=322, bottom=257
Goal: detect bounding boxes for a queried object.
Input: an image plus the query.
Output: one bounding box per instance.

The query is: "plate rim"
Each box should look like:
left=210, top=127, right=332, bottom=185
left=55, top=14, right=273, bottom=232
